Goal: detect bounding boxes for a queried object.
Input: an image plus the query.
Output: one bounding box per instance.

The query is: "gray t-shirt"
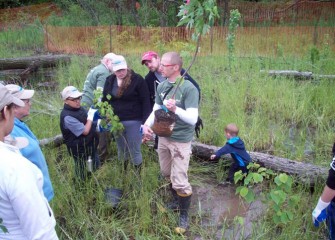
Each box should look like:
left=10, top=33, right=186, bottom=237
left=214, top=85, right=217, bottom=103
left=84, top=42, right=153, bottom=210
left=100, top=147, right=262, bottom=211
left=64, top=116, right=85, bottom=137
left=156, top=79, right=199, bottom=142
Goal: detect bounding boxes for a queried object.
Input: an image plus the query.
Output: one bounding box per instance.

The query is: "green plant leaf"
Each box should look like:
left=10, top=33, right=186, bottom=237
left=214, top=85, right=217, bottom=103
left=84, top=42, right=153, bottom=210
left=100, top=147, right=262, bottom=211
left=235, top=185, right=244, bottom=195
left=245, top=189, right=255, bottom=203
left=240, top=186, right=249, bottom=197
left=270, top=190, right=280, bottom=205
left=252, top=173, right=263, bottom=183
left=281, top=212, right=289, bottom=223
left=244, top=173, right=253, bottom=185
left=278, top=173, right=288, bottom=183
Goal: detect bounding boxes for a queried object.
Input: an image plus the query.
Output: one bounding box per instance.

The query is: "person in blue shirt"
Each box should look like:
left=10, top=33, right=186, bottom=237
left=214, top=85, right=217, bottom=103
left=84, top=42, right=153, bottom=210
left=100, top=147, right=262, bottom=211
left=210, top=123, right=251, bottom=184
left=5, top=84, right=54, bottom=202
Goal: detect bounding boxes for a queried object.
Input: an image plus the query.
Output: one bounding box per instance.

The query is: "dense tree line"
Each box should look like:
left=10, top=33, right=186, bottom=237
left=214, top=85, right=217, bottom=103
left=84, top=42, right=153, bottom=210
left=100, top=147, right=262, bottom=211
left=46, top=0, right=233, bottom=27
left=0, top=0, right=49, bottom=8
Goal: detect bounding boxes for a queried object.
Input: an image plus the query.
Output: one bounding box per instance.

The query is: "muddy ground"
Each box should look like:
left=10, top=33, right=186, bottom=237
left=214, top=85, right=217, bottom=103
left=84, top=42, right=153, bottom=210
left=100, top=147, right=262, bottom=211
left=189, top=178, right=265, bottom=239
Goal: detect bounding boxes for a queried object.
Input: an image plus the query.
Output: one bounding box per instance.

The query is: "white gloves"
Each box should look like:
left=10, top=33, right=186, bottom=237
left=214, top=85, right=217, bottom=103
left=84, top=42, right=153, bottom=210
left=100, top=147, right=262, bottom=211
left=312, top=197, right=330, bottom=227
left=87, top=107, right=98, bottom=121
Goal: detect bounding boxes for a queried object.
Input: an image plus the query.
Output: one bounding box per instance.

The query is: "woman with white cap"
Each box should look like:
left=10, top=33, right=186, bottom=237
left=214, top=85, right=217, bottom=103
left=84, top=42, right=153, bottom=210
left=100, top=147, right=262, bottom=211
left=0, top=83, right=58, bottom=239
left=60, top=86, right=100, bottom=181
left=5, top=84, right=54, bottom=202
left=102, top=55, right=151, bottom=171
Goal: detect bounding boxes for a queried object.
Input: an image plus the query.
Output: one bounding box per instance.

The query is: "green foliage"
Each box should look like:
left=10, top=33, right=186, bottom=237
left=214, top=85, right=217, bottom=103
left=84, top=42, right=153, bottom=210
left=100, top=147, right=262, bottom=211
left=93, top=90, right=123, bottom=135
left=310, top=46, right=320, bottom=65
left=226, top=9, right=241, bottom=70
left=0, top=218, right=8, bottom=234
left=235, top=163, right=300, bottom=225
left=177, top=0, right=219, bottom=40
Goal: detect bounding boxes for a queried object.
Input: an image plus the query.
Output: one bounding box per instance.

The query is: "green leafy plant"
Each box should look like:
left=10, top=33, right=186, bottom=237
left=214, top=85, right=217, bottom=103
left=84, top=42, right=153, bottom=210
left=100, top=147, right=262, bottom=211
left=0, top=218, right=8, bottom=233
left=93, top=89, right=124, bottom=135
left=235, top=162, right=300, bottom=225
left=226, top=9, right=241, bottom=71
left=177, top=0, right=219, bottom=41
left=177, top=0, right=219, bottom=77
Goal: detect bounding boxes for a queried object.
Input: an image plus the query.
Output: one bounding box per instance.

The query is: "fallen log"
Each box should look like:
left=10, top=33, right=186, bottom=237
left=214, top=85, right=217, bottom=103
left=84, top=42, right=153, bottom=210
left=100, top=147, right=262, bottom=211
left=39, top=134, right=63, bottom=147
left=0, top=68, right=58, bottom=84
left=39, top=134, right=328, bottom=184
left=0, top=54, right=71, bottom=70
left=192, top=141, right=327, bottom=184
left=260, top=70, right=335, bottom=80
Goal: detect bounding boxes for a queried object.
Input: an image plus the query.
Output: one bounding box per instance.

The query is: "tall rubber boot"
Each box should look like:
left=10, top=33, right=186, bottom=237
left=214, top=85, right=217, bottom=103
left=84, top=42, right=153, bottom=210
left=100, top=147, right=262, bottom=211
left=166, top=184, right=179, bottom=211
left=175, top=194, right=192, bottom=234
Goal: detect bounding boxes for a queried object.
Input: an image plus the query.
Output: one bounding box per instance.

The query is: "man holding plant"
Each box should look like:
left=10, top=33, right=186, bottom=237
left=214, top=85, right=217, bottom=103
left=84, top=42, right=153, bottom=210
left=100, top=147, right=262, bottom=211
left=60, top=86, right=100, bottom=181
left=142, top=52, right=199, bottom=234
left=141, top=50, right=202, bottom=149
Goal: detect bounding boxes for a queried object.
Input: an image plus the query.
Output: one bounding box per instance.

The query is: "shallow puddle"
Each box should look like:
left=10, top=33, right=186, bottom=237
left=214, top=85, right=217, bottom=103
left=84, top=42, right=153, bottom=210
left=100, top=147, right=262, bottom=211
left=190, top=179, right=265, bottom=239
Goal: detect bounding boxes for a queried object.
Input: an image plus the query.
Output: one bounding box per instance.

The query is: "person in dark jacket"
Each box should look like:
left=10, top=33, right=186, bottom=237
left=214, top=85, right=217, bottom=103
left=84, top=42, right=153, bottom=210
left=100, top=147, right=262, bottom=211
left=210, top=123, right=251, bottom=184
left=312, top=148, right=335, bottom=239
left=102, top=55, right=151, bottom=169
left=141, top=50, right=200, bottom=108
left=60, top=86, right=100, bottom=180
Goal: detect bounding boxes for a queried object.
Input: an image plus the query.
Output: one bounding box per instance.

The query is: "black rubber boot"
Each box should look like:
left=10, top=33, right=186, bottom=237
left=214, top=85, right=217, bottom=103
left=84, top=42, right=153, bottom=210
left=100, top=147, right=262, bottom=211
left=166, top=184, right=179, bottom=211
left=134, top=163, right=142, bottom=176
left=175, top=194, right=192, bottom=234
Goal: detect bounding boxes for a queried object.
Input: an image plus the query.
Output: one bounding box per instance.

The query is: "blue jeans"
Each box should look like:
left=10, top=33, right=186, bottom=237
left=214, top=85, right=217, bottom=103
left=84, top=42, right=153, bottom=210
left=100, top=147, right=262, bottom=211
left=115, top=120, right=142, bottom=166
left=327, top=201, right=335, bottom=240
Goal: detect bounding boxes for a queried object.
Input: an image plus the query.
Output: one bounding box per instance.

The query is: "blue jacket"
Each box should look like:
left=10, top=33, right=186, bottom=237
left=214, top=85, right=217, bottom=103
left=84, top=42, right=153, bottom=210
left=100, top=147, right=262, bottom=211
left=10, top=118, right=54, bottom=201
left=215, top=137, right=251, bottom=167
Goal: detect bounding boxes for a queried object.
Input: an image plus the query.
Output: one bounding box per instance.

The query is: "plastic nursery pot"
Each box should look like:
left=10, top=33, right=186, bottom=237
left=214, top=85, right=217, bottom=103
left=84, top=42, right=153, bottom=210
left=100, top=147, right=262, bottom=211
left=104, top=187, right=123, bottom=208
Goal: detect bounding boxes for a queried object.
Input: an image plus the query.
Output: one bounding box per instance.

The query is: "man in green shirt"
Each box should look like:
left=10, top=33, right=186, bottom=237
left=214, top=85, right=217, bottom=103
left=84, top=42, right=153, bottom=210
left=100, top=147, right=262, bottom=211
left=142, top=52, right=199, bottom=234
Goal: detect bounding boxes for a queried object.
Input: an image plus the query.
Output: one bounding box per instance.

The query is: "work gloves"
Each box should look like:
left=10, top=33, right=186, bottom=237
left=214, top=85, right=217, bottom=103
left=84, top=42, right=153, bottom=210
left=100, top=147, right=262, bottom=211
left=87, top=107, right=112, bottom=132
left=96, top=119, right=112, bottom=132
left=312, top=197, right=330, bottom=227
left=87, top=107, right=98, bottom=121
left=195, top=116, right=203, bottom=138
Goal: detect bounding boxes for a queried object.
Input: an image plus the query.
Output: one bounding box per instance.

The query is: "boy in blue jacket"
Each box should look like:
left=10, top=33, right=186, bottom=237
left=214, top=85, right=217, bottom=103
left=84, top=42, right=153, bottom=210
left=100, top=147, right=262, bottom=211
left=210, top=123, right=251, bottom=184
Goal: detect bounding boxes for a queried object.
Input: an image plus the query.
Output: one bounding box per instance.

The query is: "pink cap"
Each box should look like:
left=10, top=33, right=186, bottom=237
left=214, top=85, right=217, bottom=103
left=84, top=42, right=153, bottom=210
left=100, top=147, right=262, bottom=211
left=141, top=51, right=158, bottom=64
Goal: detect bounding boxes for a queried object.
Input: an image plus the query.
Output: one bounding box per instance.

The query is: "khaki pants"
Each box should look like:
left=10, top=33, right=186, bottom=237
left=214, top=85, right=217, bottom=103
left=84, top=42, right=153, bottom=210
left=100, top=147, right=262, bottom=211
left=157, top=137, right=192, bottom=195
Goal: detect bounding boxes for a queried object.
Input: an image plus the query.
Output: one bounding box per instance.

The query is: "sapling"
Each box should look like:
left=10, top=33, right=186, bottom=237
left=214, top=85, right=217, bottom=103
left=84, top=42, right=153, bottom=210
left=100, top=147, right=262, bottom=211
left=92, top=89, right=123, bottom=135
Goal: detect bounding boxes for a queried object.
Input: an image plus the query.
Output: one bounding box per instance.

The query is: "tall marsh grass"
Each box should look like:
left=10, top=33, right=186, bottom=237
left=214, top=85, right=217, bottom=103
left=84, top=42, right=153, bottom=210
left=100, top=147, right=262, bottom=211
left=17, top=50, right=334, bottom=239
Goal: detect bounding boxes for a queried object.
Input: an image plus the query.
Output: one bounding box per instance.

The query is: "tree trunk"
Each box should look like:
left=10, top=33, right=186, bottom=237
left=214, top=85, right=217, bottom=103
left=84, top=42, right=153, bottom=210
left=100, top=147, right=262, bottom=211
left=260, top=70, right=335, bottom=80
left=0, top=55, right=71, bottom=71
left=191, top=142, right=327, bottom=185
left=0, top=68, right=58, bottom=85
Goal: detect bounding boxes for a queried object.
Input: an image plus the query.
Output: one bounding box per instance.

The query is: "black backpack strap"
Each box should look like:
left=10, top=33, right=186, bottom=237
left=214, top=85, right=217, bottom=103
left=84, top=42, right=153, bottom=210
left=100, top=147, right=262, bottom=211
left=162, top=85, right=174, bottom=101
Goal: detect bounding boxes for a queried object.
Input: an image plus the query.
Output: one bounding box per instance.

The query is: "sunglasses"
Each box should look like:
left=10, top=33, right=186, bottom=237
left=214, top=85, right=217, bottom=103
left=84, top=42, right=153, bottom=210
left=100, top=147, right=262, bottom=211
left=67, top=96, right=82, bottom=101
left=160, top=63, right=176, bottom=68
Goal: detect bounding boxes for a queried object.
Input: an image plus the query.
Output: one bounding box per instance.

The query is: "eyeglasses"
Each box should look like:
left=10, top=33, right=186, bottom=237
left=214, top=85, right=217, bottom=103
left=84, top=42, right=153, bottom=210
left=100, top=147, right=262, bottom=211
left=160, top=63, right=176, bottom=68
left=67, top=96, right=82, bottom=101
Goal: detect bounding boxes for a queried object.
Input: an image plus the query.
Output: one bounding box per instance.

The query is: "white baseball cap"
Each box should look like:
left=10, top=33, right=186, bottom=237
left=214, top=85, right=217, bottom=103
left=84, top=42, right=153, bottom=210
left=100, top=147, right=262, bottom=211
left=103, top=53, right=117, bottom=61
left=6, top=84, right=35, bottom=100
left=61, top=86, right=83, bottom=100
left=112, top=55, right=128, bottom=72
left=0, top=83, right=24, bottom=110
